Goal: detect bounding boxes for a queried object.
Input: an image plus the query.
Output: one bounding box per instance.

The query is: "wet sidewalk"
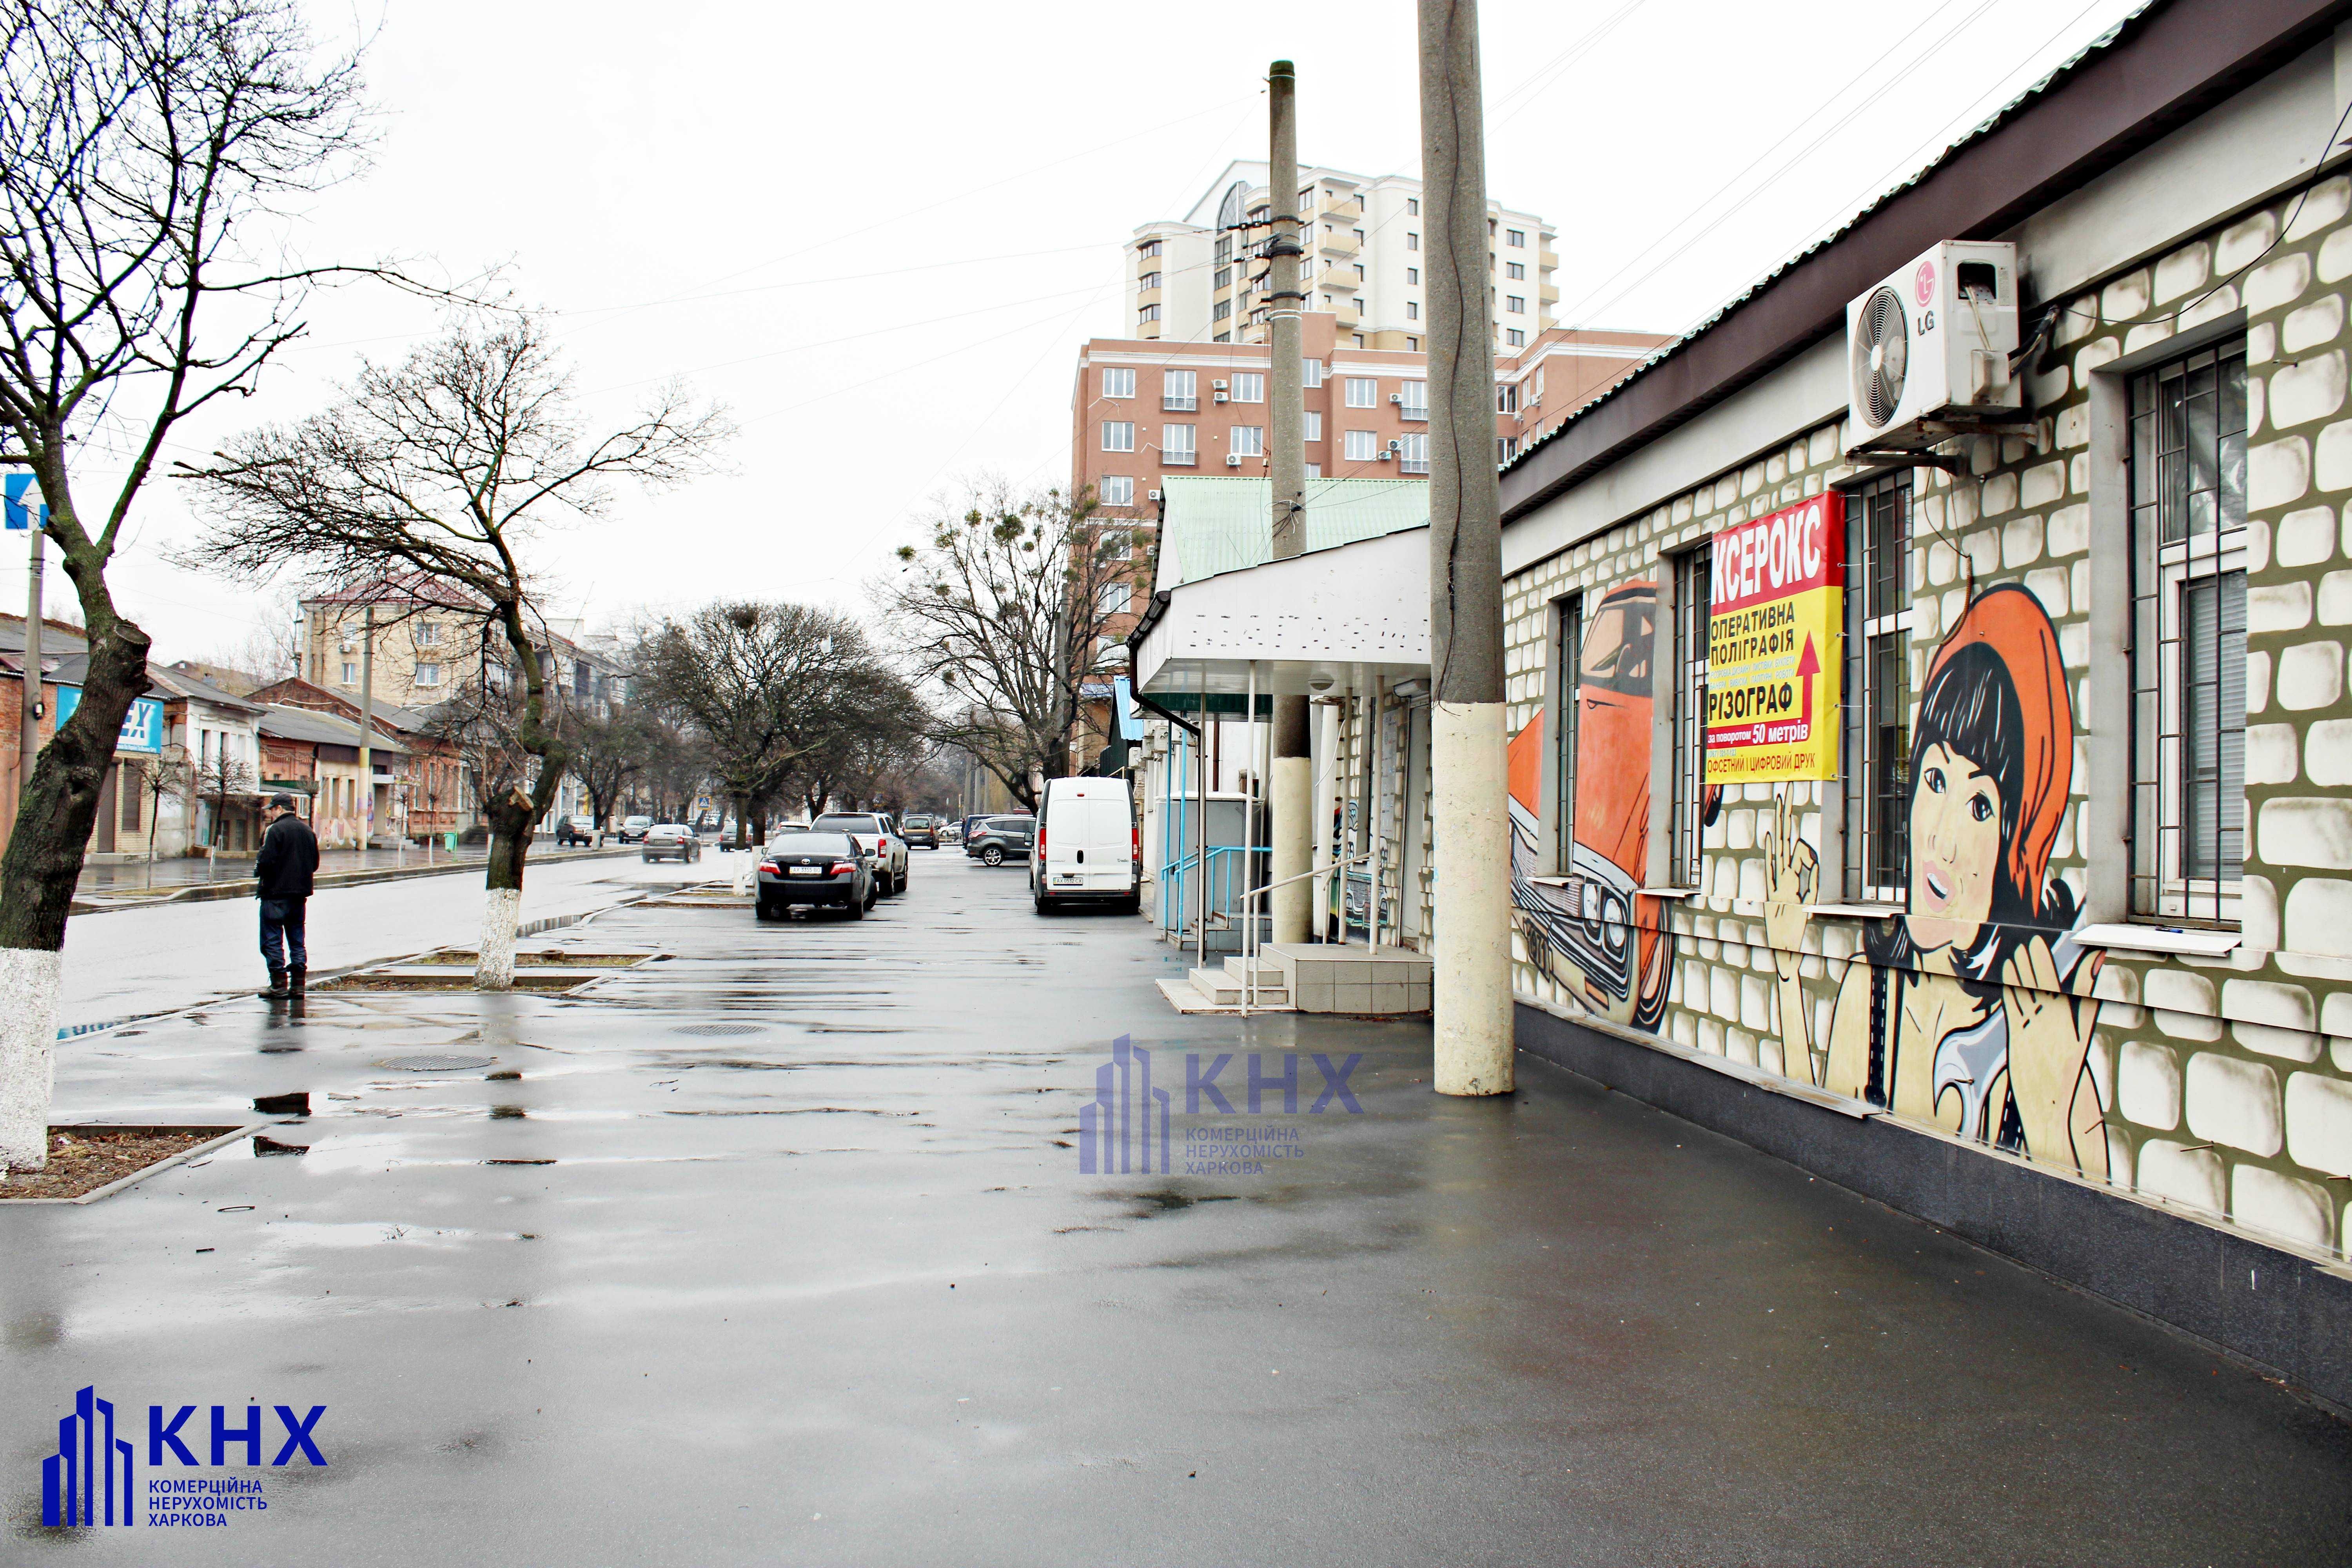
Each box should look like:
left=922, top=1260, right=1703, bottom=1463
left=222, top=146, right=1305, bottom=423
left=6, top=854, right=2350, bottom=1564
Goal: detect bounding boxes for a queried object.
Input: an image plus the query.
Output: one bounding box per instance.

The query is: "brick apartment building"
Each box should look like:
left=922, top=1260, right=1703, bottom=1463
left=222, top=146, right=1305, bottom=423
left=1062, top=314, right=1667, bottom=770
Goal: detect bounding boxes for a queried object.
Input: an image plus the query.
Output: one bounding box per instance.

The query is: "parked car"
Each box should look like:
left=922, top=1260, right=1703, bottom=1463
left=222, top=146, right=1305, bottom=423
left=617, top=815, right=655, bottom=844
left=755, top=831, right=875, bottom=920
left=811, top=813, right=908, bottom=894
left=1031, top=777, right=1139, bottom=913
left=556, top=815, right=596, bottom=848
left=900, top=813, right=940, bottom=849
left=965, top=813, right=1035, bottom=866
left=937, top=821, right=964, bottom=848
left=640, top=823, right=702, bottom=863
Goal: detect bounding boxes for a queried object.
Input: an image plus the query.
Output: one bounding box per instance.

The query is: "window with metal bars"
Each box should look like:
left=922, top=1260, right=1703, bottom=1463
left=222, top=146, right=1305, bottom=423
left=1842, top=470, right=1913, bottom=902
left=2129, top=340, right=2247, bottom=924
left=1669, top=546, right=1711, bottom=886
left=1554, top=593, right=1582, bottom=873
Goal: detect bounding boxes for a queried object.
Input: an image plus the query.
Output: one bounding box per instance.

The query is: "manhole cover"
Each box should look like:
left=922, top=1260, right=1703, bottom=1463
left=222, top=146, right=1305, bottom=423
left=377, top=1054, right=497, bottom=1072
left=673, top=1023, right=762, bottom=1037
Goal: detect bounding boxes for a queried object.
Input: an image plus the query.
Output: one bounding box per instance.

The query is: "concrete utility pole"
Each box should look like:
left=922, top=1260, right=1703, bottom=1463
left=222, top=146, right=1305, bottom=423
left=1265, top=60, right=1315, bottom=946
left=1418, top=0, right=1513, bottom=1096
left=357, top=603, right=375, bottom=857
left=20, top=525, right=42, bottom=793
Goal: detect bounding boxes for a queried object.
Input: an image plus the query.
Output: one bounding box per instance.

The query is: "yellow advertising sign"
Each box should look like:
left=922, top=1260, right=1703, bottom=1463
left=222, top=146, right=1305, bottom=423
left=1705, top=494, right=1844, bottom=783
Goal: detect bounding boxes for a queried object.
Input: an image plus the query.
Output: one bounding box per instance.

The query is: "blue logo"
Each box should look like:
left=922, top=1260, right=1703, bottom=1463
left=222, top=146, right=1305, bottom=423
left=1078, top=1038, right=1367, bottom=1177
left=42, top=1387, right=135, bottom=1528
left=37, top=1387, right=324, bottom=1530
left=1080, top=1035, right=1170, bottom=1174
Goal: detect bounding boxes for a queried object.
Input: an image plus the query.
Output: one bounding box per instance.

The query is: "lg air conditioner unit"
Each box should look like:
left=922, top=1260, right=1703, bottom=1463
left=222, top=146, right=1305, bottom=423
left=1388, top=392, right=1403, bottom=404
left=1147, top=489, right=1162, bottom=501
left=1214, top=392, right=1229, bottom=403
left=1225, top=453, right=1243, bottom=467
left=1212, top=379, right=1228, bottom=390
left=1387, top=439, right=1402, bottom=451
left=1846, top=240, right=2022, bottom=454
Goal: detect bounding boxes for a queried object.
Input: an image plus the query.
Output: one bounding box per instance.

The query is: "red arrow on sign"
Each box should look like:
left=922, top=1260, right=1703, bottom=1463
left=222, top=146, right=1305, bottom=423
left=1795, top=633, right=1820, bottom=734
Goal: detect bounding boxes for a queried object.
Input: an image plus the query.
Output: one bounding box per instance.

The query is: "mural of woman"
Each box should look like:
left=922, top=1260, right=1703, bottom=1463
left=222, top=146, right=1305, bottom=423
left=1764, top=583, right=2109, bottom=1178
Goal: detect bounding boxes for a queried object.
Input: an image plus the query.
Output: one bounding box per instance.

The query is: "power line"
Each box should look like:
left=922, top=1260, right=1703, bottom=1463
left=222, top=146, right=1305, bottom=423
left=1561, top=0, right=2007, bottom=331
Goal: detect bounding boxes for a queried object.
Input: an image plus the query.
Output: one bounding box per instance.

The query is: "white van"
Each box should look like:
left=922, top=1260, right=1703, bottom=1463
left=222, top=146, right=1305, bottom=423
left=1031, top=776, right=1139, bottom=915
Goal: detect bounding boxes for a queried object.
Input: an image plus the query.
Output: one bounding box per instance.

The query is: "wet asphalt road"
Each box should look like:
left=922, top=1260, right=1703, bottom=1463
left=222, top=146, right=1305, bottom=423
left=7, top=849, right=2352, bottom=1565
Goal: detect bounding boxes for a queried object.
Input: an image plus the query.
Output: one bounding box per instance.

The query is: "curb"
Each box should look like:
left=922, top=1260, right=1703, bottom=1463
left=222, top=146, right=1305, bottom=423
left=69, top=846, right=642, bottom=915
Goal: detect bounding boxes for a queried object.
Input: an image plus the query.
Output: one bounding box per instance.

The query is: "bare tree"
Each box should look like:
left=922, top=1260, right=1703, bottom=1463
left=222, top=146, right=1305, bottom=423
left=564, top=704, right=653, bottom=833
left=873, top=480, right=1129, bottom=811
left=179, top=311, right=728, bottom=987
left=638, top=602, right=888, bottom=849
left=200, top=584, right=305, bottom=690
left=141, top=746, right=194, bottom=877
left=192, top=748, right=259, bottom=849
left=0, top=0, right=396, bottom=1170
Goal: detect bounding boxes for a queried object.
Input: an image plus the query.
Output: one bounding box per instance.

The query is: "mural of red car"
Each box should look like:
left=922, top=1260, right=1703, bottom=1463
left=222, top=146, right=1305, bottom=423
left=1507, top=580, right=1688, bottom=1033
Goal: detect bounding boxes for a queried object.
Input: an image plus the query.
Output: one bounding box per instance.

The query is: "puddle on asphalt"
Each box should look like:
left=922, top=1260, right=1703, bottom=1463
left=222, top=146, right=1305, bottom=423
left=1117, top=1191, right=1240, bottom=1219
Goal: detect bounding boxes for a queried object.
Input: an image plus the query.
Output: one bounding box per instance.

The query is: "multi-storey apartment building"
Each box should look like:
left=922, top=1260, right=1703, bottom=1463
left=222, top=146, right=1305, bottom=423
left=300, top=581, right=630, bottom=717
left=1064, top=314, right=1665, bottom=769
left=1070, top=315, right=1666, bottom=540
left=1129, top=160, right=1555, bottom=351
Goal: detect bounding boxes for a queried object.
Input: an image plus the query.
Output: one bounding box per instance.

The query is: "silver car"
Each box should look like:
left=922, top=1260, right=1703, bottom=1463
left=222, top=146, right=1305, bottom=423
left=810, top=813, right=907, bottom=895
left=640, top=823, right=702, bottom=863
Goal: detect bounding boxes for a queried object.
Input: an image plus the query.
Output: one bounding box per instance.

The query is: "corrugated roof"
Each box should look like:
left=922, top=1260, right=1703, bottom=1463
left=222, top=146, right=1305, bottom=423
left=256, top=704, right=409, bottom=754
left=150, top=665, right=264, bottom=712
left=1159, top=477, right=1429, bottom=586
left=1504, top=0, right=2162, bottom=477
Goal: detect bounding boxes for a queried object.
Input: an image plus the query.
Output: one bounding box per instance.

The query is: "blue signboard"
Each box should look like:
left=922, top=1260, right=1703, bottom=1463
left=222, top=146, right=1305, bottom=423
left=53, top=686, right=164, bottom=753
left=4, top=474, right=48, bottom=531
left=1111, top=675, right=1145, bottom=742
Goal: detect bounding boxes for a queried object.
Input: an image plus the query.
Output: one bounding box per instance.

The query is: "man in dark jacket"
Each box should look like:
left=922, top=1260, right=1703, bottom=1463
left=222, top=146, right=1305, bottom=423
left=256, top=792, right=320, bottom=999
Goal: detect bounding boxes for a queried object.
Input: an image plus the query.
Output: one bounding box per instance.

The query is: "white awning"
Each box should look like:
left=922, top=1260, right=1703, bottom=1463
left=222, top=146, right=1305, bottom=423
left=1134, top=526, right=1430, bottom=698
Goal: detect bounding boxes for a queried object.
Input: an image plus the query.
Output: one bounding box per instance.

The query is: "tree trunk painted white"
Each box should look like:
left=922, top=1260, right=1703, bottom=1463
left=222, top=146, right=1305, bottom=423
left=0, top=947, right=63, bottom=1170
left=1431, top=701, right=1514, bottom=1096
left=475, top=886, right=522, bottom=991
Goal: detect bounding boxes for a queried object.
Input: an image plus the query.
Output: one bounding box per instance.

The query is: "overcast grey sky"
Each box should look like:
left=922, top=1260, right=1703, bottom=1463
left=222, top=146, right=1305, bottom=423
left=81, top=0, right=2149, bottom=664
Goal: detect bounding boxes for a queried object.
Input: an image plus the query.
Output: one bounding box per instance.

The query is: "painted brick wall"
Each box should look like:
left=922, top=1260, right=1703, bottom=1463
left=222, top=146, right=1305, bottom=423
left=1502, top=177, right=2352, bottom=1258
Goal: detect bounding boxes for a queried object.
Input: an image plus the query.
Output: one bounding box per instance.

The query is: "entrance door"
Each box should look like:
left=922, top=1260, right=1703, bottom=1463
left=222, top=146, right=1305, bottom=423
left=94, top=764, right=117, bottom=852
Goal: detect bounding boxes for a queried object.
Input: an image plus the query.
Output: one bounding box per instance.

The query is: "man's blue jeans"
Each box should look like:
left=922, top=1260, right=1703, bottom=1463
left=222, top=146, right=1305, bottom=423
left=260, top=898, right=308, bottom=971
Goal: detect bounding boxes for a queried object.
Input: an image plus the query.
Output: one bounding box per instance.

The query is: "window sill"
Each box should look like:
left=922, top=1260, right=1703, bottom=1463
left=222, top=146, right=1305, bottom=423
left=1808, top=902, right=1905, bottom=919
left=2075, top=922, right=2242, bottom=957
left=1636, top=886, right=1700, bottom=900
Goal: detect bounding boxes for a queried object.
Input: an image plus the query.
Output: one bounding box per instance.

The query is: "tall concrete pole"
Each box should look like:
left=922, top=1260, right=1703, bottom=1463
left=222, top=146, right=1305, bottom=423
left=1419, top=0, right=1513, bottom=1096
left=1266, top=60, right=1314, bottom=946
left=20, top=528, right=42, bottom=797
left=358, top=603, right=375, bottom=856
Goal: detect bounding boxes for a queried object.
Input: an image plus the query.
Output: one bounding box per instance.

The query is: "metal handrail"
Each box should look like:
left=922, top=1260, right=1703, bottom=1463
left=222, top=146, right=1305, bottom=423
left=1233, top=850, right=1374, bottom=1014
left=1158, top=843, right=1257, bottom=937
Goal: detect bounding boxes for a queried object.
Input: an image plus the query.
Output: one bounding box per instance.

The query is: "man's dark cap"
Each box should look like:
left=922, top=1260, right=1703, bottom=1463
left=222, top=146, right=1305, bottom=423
left=268, top=792, right=297, bottom=810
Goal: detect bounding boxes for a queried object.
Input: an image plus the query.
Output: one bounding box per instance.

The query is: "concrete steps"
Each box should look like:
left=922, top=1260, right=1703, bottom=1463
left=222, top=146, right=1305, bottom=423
left=1184, top=960, right=1291, bottom=1008
left=1261, top=944, right=1432, bottom=1014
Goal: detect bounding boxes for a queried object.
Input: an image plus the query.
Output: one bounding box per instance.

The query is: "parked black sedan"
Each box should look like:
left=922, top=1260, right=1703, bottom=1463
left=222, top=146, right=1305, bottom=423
left=755, top=831, right=875, bottom=920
